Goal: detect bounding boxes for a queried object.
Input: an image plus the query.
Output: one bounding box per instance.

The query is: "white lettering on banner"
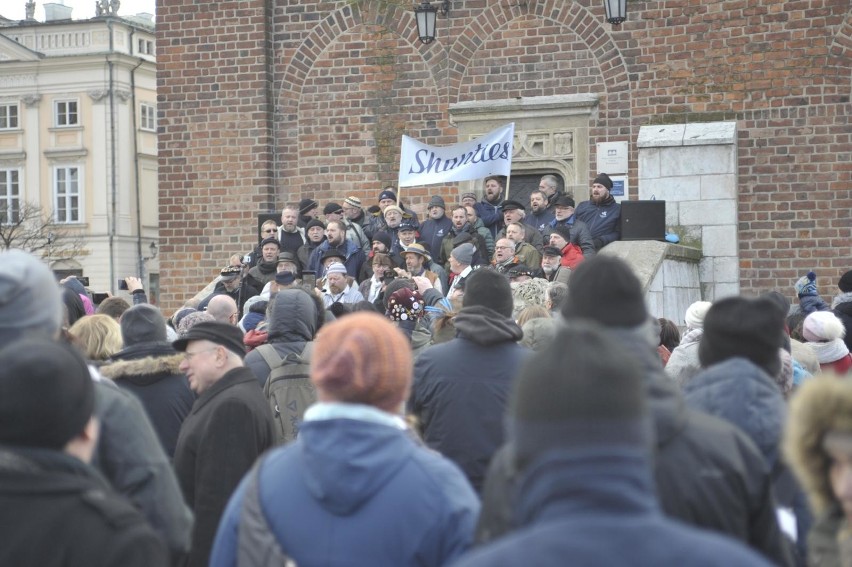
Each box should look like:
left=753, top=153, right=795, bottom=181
left=398, top=123, right=514, bottom=188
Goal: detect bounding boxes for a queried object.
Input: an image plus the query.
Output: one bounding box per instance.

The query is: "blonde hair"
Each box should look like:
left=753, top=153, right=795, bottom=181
left=516, top=304, right=551, bottom=328
left=69, top=314, right=123, bottom=361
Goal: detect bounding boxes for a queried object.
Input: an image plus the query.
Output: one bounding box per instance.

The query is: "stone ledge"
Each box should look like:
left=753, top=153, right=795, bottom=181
left=599, top=240, right=701, bottom=292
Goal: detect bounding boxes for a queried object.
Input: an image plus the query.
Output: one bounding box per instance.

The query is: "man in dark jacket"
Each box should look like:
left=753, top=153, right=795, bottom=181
left=306, top=219, right=366, bottom=279
left=0, top=338, right=168, bottom=567
left=173, top=322, right=275, bottom=567
left=475, top=256, right=793, bottom=567
left=99, top=304, right=195, bottom=458
left=455, top=322, right=774, bottom=567
left=548, top=195, right=596, bottom=257
left=574, top=173, right=621, bottom=250
left=411, top=269, right=530, bottom=492
left=419, top=195, right=453, bottom=260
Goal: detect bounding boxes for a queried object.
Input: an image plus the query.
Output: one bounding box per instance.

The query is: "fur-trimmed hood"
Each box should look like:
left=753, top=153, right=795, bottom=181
left=785, top=376, right=852, bottom=515
left=99, top=354, right=184, bottom=385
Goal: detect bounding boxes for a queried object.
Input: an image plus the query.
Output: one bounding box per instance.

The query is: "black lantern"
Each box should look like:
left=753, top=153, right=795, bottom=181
left=604, top=0, right=627, bottom=25
left=414, top=0, right=450, bottom=44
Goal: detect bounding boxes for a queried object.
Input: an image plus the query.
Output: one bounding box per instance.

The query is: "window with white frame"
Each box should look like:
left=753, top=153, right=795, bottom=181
left=55, top=100, right=79, bottom=127
left=140, top=103, right=156, bottom=131
left=0, top=169, right=21, bottom=224
left=0, top=104, right=19, bottom=130
left=53, top=166, right=81, bottom=223
left=137, top=38, right=154, bottom=55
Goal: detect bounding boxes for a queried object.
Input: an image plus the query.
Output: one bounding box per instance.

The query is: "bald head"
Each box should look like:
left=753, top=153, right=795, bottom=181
left=207, top=295, right=239, bottom=325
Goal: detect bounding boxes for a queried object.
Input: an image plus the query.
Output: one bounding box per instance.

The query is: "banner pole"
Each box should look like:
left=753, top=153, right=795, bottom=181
left=504, top=173, right=511, bottom=201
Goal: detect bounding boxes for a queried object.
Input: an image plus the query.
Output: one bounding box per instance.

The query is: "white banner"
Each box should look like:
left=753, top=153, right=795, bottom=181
left=397, top=123, right=514, bottom=187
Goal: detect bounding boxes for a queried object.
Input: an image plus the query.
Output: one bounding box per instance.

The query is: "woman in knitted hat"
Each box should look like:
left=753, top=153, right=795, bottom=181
left=665, top=300, right=712, bottom=388
left=210, top=313, right=479, bottom=566
left=802, top=311, right=852, bottom=375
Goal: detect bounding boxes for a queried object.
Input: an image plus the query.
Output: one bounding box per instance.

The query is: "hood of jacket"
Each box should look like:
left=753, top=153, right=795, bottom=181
left=98, top=352, right=184, bottom=384
left=832, top=291, right=852, bottom=311
left=297, top=419, right=417, bottom=516
left=453, top=305, right=523, bottom=346
left=685, top=357, right=786, bottom=468
left=267, top=289, right=318, bottom=343
left=0, top=445, right=109, bottom=497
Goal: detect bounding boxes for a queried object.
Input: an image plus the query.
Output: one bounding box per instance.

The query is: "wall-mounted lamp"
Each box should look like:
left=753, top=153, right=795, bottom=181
left=604, top=0, right=627, bottom=25
left=414, top=0, right=450, bottom=44
left=143, top=241, right=158, bottom=261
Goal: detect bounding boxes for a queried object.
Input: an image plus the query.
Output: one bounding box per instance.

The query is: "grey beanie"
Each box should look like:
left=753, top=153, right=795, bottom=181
left=451, top=243, right=475, bottom=265
left=121, top=304, right=168, bottom=347
left=0, top=250, right=63, bottom=342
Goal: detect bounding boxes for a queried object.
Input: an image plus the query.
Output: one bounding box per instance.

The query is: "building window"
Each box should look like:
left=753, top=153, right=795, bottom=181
left=53, top=166, right=81, bottom=223
left=0, top=169, right=21, bottom=224
left=137, top=39, right=154, bottom=55
left=55, top=100, right=78, bottom=127
left=140, top=103, right=156, bottom=131
left=0, top=104, right=19, bottom=130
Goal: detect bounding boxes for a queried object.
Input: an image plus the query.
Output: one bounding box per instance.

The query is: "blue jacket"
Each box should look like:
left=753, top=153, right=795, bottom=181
left=419, top=215, right=453, bottom=260
left=574, top=195, right=621, bottom=247
left=524, top=209, right=554, bottom=237
left=453, top=448, right=773, bottom=567
left=306, top=239, right=365, bottom=279
left=474, top=200, right=502, bottom=238
left=210, top=414, right=479, bottom=567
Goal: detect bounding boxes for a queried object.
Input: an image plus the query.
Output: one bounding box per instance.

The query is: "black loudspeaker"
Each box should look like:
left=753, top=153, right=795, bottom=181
left=620, top=200, right=666, bottom=241
left=257, top=212, right=280, bottom=244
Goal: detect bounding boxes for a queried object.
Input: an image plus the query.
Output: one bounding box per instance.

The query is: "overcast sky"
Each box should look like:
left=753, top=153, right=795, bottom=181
left=2, top=0, right=155, bottom=22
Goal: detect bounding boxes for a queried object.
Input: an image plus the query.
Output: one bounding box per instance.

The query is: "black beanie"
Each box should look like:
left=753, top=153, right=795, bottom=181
left=510, top=320, right=646, bottom=466
left=462, top=268, right=514, bottom=318
left=562, top=255, right=647, bottom=327
left=0, top=338, right=94, bottom=450
left=698, top=296, right=786, bottom=377
left=593, top=173, right=613, bottom=190
left=121, top=304, right=168, bottom=347
left=840, top=270, right=852, bottom=293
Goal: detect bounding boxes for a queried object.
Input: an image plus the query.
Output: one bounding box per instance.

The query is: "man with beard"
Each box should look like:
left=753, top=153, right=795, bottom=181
left=536, top=246, right=567, bottom=283
left=277, top=206, right=305, bottom=255
left=368, top=188, right=420, bottom=236
left=496, top=200, right=543, bottom=251
left=320, top=263, right=364, bottom=307
left=297, top=219, right=326, bottom=271
left=574, top=173, right=621, bottom=250
left=548, top=195, right=596, bottom=257
left=525, top=189, right=554, bottom=237
left=477, top=176, right=505, bottom=238
left=246, top=237, right=280, bottom=291
left=306, top=219, right=365, bottom=279
left=326, top=202, right=369, bottom=251
left=491, top=238, right=519, bottom=274
left=342, top=196, right=372, bottom=237
left=419, top=195, right=453, bottom=260
left=400, top=243, right=443, bottom=294
left=505, top=222, right=541, bottom=271
left=439, top=206, right=489, bottom=272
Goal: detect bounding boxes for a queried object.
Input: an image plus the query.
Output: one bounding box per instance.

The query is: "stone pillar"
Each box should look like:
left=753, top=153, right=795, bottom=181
left=637, top=122, right=739, bottom=302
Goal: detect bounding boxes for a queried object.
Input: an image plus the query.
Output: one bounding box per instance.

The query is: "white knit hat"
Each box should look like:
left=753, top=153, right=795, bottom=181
left=684, top=301, right=712, bottom=330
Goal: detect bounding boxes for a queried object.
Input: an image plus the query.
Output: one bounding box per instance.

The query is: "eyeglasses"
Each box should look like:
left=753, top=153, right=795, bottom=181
left=495, top=245, right=514, bottom=250
left=183, top=347, right=218, bottom=361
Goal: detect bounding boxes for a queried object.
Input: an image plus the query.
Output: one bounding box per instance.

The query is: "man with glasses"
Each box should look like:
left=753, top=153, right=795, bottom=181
left=327, top=201, right=370, bottom=252
left=342, top=195, right=372, bottom=237
left=173, top=322, right=274, bottom=567
left=206, top=295, right=239, bottom=325
left=491, top=238, right=519, bottom=274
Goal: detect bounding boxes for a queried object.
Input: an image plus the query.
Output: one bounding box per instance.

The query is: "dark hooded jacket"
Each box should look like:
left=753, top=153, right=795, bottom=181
left=209, top=416, right=480, bottom=567
left=244, top=288, right=319, bottom=387
left=410, top=305, right=530, bottom=492
left=99, top=343, right=195, bottom=458
left=574, top=194, right=621, bottom=248
left=476, top=327, right=792, bottom=567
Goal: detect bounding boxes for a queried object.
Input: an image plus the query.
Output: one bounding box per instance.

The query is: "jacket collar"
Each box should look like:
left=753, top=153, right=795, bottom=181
left=192, top=366, right=256, bottom=414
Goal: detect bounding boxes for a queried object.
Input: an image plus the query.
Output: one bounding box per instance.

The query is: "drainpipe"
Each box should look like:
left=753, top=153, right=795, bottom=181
left=107, top=19, right=117, bottom=293
left=129, top=27, right=145, bottom=280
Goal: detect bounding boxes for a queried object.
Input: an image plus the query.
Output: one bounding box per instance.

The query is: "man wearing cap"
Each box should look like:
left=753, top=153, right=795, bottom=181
left=276, top=206, right=306, bottom=255
left=99, top=304, right=195, bottom=458
left=445, top=242, right=476, bottom=299
left=505, top=222, right=541, bottom=270
left=321, top=263, right=365, bottom=308
left=548, top=195, right=596, bottom=256
left=495, top=200, right=544, bottom=251
left=297, top=198, right=320, bottom=228
left=549, top=223, right=593, bottom=270
left=412, top=269, right=530, bottom=493
left=0, top=338, right=169, bottom=566
left=536, top=245, right=567, bottom=283
left=526, top=188, right=555, bottom=236
left=246, top=236, right=281, bottom=291
left=246, top=219, right=281, bottom=267
left=369, top=187, right=420, bottom=236
left=420, top=195, right=453, bottom=260
left=259, top=251, right=303, bottom=300
left=306, top=219, right=366, bottom=279
left=198, top=265, right=260, bottom=316
left=297, top=218, right=326, bottom=271
left=574, top=173, right=621, bottom=250
left=173, top=322, right=274, bottom=567
left=342, top=195, right=372, bottom=236
left=400, top=243, right=443, bottom=294
left=211, top=313, right=479, bottom=567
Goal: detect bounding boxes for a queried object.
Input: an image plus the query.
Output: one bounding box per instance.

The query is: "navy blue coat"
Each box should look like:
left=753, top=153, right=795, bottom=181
left=574, top=195, right=621, bottom=247
left=419, top=215, right=453, bottom=260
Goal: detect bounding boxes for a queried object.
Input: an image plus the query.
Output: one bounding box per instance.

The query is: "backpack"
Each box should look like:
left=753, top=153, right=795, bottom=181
left=237, top=455, right=296, bottom=567
left=255, top=343, right=316, bottom=446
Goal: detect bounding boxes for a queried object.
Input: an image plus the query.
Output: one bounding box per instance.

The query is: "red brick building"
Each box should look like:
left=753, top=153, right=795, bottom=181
left=156, top=0, right=850, bottom=311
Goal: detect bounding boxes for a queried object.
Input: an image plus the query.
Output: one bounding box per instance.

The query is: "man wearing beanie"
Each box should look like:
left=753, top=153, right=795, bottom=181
left=173, top=322, right=274, bottom=567
left=665, top=300, right=713, bottom=388
left=341, top=195, right=372, bottom=236
left=411, top=268, right=530, bottom=492
left=297, top=197, right=319, bottom=227
left=801, top=311, right=852, bottom=375
left=0, top=338, right=168, bottom=566
left=419, top=194, right=453, bottom=260
left=833, top=269, right=852, bottom=353
left=685, top=296, right=809, bottom=559
left=99, top=304, right=195, bottom=458
left=475, top=256, right=791, bottom=566
left=795, top=271, right=831, bottom=315
left=0, top=249, right=192, bottom=558
left=210, top=313, right=479, bottom=567
left=455, top=322, right=773, bottom=567
left=574, top=172, right=621, bottom=250
left=445, top=241, right=476, bottom=298
left=297, top=217, right=326, bottom=270
left=246, top=236, right=281, bottom=291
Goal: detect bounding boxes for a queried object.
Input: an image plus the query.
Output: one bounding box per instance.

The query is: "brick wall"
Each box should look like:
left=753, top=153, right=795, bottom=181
left=157, top=0, right=851, bottom=311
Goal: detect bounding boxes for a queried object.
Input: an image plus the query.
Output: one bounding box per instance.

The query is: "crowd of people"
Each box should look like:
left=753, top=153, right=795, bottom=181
left=1, top=173, right=851, bottom=566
